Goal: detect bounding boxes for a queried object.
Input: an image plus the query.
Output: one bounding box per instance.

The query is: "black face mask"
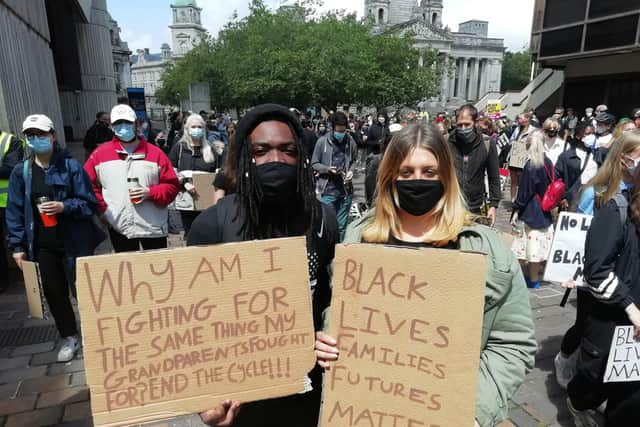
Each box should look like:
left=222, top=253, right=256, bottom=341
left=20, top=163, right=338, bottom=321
left=396, top=180, right=445, bottom=216
left=456, top=127, right=476, bottom=144
left=256, top=162, right=298, bottom=205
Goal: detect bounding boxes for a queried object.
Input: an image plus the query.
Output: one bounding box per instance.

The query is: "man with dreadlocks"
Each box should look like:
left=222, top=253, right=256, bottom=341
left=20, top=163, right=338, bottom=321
left=187, top=104, right=338, bottom=427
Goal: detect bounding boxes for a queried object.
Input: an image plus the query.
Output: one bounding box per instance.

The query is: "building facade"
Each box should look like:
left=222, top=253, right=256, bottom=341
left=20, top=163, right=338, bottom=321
left=0, top=0, right=126, bottom=143
left=130, top=0, right=207, bottom=112
left=108, top=14, right=132, bottom=96
left=365, top=0, right=505, bottom=112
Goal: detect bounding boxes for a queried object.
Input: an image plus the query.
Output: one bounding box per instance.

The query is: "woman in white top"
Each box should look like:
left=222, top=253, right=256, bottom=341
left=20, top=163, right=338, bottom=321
left=542, top=118, right=566, bottom=165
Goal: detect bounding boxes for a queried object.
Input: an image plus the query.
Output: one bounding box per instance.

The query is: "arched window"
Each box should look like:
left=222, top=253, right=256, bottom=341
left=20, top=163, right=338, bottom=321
left=378, top=8, right=385, bottom=23
left=422, top=13, right=426, bottom=20
left=432, top=13, right=438, bottom=25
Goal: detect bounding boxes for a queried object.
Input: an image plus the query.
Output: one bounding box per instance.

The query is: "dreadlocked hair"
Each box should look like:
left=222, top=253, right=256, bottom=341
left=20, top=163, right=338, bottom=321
left=233, top=122, right=320, bottom=239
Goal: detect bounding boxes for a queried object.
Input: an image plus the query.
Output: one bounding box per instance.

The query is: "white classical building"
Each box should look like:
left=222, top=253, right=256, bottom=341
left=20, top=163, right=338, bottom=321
left=366, top=0, right=505, bottom=112
left=130, top=0, right=206, bottom=111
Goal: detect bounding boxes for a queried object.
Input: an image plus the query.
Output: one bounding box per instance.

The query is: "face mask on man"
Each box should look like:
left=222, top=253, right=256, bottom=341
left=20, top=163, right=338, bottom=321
left=114, top=123, right=136, bottom=142
left=27, top=136, right=53, bottom=154
left=256, top=162, right=298, bottom=205
left=189, top=127, right=204, bottom=139
left=456, top=127, right=476, bottom=144
left=395, top=179, right=445, bottom=216
left=334, top=131, right=346, bottom=142
left=596, top=125, right=609, bottom=135
left=378, top=117, right=386, bottom=124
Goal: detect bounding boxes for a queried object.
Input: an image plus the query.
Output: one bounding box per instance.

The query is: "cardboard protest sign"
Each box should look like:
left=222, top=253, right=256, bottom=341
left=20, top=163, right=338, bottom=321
left=320, top=244, right=487, bottom=427
left=487, top=100, right=502, bottom=119
left=76, top=237, right=316, bottom=427
left=22, top=261, right=45, bottom=319
left=543, top=212, right=592, bottom=285
left=508, top=141, right=528, bottom=169
left=604, top=326, right=640, bottom=383
left=192, top=172, right=217, bottom=211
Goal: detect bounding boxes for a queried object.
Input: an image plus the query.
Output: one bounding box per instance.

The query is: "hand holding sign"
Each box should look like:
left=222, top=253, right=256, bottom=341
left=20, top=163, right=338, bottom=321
left=625, top=304, right=640, bottom=338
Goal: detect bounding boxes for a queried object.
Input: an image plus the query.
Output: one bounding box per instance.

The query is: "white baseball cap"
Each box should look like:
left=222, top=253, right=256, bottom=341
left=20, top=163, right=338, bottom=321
left=110, top=104, right=136, bottom=124
left=22, top=114, right=55, bottom=133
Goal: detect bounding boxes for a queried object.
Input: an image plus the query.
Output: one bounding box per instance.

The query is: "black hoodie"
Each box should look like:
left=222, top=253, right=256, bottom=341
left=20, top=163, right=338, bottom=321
left=448, top=129, right=501, bottom=211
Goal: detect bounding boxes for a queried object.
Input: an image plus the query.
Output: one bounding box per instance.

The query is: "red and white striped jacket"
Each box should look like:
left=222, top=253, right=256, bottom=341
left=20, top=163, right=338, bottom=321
left=84, top=137, right=179, bottom=239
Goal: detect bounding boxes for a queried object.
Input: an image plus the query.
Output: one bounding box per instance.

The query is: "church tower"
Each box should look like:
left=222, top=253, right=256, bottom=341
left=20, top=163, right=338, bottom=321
left=365, top=0, right=391, bottom=29
left=169, top=0, right=206, bottom=57
left=413, top=0, right=443, bottom=27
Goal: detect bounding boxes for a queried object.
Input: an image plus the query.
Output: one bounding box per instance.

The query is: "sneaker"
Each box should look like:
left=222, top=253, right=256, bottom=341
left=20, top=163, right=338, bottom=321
left=57, top=335, right=80, bottom=362
left=554, top=352, right=576, bottom=389
left=566, top=397, right=599, bottom=427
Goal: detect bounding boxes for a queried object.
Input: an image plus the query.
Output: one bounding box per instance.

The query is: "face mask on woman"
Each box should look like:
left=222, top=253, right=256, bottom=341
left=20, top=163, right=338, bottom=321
left=189, top=127, right=204, bottom=139
left=395, top=179, right=445, bottom=216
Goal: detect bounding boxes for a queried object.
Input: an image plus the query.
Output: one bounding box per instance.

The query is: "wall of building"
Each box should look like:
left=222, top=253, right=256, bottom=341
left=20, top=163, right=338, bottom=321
left=0, top=0, right=65, bottom=142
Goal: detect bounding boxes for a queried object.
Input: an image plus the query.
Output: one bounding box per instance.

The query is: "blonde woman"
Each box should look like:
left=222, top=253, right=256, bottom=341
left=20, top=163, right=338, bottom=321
left=168, top=114, right=219, bottom=236
left=314, top=123, right=536, bottom=427
left=510, top=129, right=553, bottom=289
left=541, top=118, right=565, bottom=164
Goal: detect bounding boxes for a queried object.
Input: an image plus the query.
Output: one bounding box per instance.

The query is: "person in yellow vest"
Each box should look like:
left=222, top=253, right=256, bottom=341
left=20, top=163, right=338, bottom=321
left=0, top=127, right=24, bottom=293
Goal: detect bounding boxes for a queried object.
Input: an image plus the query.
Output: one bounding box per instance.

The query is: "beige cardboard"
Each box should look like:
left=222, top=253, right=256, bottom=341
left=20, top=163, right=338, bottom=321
left=320, top=244, right=487, bottom=427
left=22, top=261, right=44, bottom=319
left=192, top=172, right=216, bottom=210
left=508, top=141, right=528, bottom=169
left=75, top=237, right=316, bottom=427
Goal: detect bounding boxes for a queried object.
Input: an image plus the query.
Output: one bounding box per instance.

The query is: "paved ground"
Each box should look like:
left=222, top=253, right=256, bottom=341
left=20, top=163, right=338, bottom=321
left=0, top=143, right=594, bottom=426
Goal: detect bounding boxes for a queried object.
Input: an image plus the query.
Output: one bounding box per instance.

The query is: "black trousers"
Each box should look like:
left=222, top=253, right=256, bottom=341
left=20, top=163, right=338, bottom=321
left=179, top=210, right=200, bottom=239
left=561, top=289, right=587, bottom=355
left=36, top=245, right=78, bottom=338
left=108, top=227, right=167, bottom=253
left=0, top=208, right=9, bottom=289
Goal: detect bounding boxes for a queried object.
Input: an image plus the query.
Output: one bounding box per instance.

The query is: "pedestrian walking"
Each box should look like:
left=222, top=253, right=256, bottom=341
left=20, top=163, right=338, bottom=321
left=82, top=111, right=113, bottom=158
left=508, top=112, right=534, bottom=202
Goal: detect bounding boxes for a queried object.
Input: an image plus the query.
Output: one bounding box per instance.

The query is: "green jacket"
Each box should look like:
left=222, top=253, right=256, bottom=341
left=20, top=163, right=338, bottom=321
left=342, top=217, right=537, bottom=427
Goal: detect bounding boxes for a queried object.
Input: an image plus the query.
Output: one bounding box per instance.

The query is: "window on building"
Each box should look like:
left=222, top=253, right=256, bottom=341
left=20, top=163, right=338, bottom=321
left=432, top=13, right=437, bottom=24
left=589, top=0, right=639, bottom=19
left=543, top=0, right=587, bottom=28
left=585, top=14, right=639, bottom=51
left=539, top=25, right=583, bottom=57
left=378, top=8, right=384, bottom=23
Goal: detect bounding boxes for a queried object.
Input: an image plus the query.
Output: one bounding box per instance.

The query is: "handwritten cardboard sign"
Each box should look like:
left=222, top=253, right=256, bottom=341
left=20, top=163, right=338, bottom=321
left=543, top=212, right=592, bottom=285
left=22, top=261, right=45, bottom=319
left=508, top=141, right=528, bottom=169
left=76, top=237, right=316, bottom=427
left=604, top=326, right=640, bottom=383
left=320, top=244, right=487, bottom=427
left=192, top=172, right=216, bottom=211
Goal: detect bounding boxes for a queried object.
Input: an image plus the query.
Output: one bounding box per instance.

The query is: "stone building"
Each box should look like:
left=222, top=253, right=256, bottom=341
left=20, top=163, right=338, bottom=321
left=108, top=14, right=132, bottom=96
left=130, top=0, right=207, bottom=111
left=0, top=0, right=127, bottom=143
left=365, top=0, right=505, bottom=112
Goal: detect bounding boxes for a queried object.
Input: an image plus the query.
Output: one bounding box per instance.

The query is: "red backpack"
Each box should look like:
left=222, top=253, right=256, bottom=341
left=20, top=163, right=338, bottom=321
left=536, top=162, right=565, bottom=212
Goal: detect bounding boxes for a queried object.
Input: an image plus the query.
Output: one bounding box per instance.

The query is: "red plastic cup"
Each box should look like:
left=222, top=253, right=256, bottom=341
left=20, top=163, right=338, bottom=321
left=36, top=196, right=58, bottom=227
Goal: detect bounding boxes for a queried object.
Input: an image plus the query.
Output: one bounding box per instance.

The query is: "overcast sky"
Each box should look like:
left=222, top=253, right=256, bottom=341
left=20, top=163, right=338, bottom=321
left=109, top=0, right=534, bottom=53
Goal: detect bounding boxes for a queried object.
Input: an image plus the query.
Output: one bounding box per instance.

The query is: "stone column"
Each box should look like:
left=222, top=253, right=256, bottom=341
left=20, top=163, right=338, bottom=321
left=469, top=58, right=480, bottom=101
left=449, top=57, right=457, bottom=99
left=440, top=56, right=449, bottom=103
left=459, top=57, right=468, bottom=100
left=478, top=59, right=487, bottom=98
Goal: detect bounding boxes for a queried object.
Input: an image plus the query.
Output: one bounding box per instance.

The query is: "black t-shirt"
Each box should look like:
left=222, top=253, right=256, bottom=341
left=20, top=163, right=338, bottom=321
left=31, top=163, right=63, bottom=248
left=387, top=234, right=458, bottom=250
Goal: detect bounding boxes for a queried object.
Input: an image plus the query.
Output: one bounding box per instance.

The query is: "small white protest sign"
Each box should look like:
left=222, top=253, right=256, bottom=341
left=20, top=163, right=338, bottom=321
left=544, top=212, right=592, bottom=285
left=604, top=326, right=640, bottom=383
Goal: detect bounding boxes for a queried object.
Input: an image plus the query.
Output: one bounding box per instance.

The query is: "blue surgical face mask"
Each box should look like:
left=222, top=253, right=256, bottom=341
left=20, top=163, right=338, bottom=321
left=334, top=131, right=346, bottom=142
left=27, top=136, right=53, bottom=154
left=114, top=123, right=136, bottom=142
left=189, top=127, right=204, bottom=139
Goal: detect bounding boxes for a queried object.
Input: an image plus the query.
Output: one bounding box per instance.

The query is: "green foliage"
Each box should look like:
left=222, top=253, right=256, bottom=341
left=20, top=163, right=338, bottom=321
left=157, top=0, right=444, bottom=110
left=501, top=50, right=531, bottom=92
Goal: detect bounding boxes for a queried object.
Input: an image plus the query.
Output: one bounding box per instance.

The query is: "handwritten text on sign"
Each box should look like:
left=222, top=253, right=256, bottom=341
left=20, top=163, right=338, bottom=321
left=320, top=244, right=486, bottom=427
left=76, top=237, right=316, bottom=427
left=605, top=326, right=640, bottom=383
left=543, top=212, right=592, bottom=285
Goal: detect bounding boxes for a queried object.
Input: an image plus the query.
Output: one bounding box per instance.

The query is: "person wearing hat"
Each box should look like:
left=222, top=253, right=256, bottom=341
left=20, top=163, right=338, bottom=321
left=6, top=114, right=104, bottom=362
left=84, top=104, right=180, bottom=252
left=187, top=104, right=338, bottom=427
left=0, top=124, right=24, bottom=293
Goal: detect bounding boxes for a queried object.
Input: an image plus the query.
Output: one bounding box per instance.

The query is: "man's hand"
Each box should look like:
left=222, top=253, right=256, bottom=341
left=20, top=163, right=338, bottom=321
left=200, top=400, right=241, bottom=427
left=486, top=207, right=497, bottom=227
left=315, top=331, right=339, bottom=370
left=184, top=182, right=197, bottom=195
left=345, top=171, right=354, bottom=181
left=129, top=186, right=151, bottom=202
left=39, top=201, right=64, bottom=215
left=328, top=166, right=338, bottom=175
left=625, top=304, right=640, bottom=338
left=12, top=252, right=26, bottom=271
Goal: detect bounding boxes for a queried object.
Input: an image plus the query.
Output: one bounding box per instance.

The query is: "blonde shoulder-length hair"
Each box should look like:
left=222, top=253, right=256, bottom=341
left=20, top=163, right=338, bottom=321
left=362, top=123, right=472, bottom=246
left=180, top=114, right=216, bottom=164
left=526, top=129, right=546, bottom=168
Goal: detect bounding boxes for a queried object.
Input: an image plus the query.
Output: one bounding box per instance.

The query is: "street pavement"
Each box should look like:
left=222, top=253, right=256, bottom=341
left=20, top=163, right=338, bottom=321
left=0, top=142, right=596, bottom=426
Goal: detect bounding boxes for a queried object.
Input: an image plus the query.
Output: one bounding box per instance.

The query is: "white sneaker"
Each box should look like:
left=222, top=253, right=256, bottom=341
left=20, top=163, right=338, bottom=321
left=554, top=352, right=577, bottom=389
left=566, top=397, right=599, bottom=427
left=57, top=335, right=80, bottom=362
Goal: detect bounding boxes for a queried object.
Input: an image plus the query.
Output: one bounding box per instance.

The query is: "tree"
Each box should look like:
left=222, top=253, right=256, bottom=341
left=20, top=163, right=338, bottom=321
left=156, top=0, right=444, bottom=111
left=501, top=50, right=531, bottom=92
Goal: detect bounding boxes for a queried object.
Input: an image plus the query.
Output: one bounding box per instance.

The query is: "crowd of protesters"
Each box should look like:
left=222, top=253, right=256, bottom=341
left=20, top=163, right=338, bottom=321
left=1, top=99, right=640, bottom=426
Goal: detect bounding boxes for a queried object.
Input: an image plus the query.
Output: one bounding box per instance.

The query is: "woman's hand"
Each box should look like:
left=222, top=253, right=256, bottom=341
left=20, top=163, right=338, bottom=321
left=200, top=400, right=241, bottom=427
left=561, top=280, right=577, bottom=289
left=625, top=304, right=640, bottom=338
left=510, top=211, right=519, bottom=228
left=39, top=201, right=64, bottom=215
left=12, top=252, right=26, bottom=270
left=315, top=332, right=339, bottom=369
